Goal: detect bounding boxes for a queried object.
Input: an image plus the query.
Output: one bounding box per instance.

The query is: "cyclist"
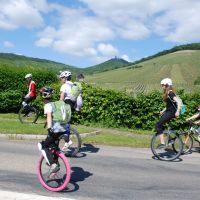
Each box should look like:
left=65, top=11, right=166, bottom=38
left=74, top=73, right=84, bottom=111
left=59, top=71, right=73, bottom=150
left=59, top=71, right=73, bottom=104
left=24, top=73, right=36, bottom=105
left=156, top=78, right=182, bottom=148
left=38, top=86, right=71, bottom=174
left=186, top=105, right=200, bottom=134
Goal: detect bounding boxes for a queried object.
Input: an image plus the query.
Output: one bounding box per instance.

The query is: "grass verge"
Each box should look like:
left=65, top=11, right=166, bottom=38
left=0, top=113, right=152, bottom=147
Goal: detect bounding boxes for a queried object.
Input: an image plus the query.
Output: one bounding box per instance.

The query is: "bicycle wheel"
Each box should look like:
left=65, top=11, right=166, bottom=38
left=59, top=127, right=81, bottom=157
left=178, top=132, right=193, bottom=154
left=18, top=106, right=38, bottom=124
left=37, top=151, right=71, bottom=192
left=151, top=133, right=183, bottom=161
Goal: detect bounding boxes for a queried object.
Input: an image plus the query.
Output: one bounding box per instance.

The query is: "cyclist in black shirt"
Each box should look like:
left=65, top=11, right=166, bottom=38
left=156, top=78, right=181, bottom=148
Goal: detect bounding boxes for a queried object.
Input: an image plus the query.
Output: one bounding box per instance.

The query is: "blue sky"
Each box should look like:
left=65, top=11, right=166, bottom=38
left=0, top=0, right=200, bottom=68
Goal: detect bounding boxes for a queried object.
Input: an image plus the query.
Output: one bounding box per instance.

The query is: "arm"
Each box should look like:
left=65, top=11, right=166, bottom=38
left=186, top=113, right=200, bottom=121
left=46, top=112, right=52, bottom=129
left=160, top=107, right=166, bottom=115
left=195, top=120, right=200, bottom=125
left=60, top=92, right=65, bottom=101
left=173, top=96, right=181, bottom=117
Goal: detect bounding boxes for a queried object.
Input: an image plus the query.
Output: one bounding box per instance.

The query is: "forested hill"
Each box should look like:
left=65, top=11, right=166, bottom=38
left=84, top=57, right=130, bottom=74
left=129, top=43, right=200, bottom=66
left=1, top=43, right=200, bottom=74
left=0, top=53, right=80, bottom=73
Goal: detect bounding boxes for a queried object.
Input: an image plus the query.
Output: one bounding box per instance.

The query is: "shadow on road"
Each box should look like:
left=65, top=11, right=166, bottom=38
left=69, top=143, right=100, bottom=158
left=63, top=166, right=93, bottom=193
left=152, top=155, right=183, bottom=162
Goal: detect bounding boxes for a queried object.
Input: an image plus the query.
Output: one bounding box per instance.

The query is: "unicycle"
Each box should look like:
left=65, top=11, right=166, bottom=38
left=59, top=127, right=81, bottom=157
left=37, top=145, right=71, bottom=192
left=18, top=102, right=38, bottom=124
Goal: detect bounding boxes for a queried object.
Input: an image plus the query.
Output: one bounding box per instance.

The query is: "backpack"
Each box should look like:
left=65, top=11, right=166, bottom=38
left=69, top=82, right=82, bottom=102
left=168, top=95, right=186, bottom=115
left=51, top=100, right=71, bottom=124
left=177, top=96, right=186, bottom=114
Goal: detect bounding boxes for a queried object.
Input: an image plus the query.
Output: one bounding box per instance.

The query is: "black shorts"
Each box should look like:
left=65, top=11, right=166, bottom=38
left=24, top=96, right=36, bottom=104
left=155, top=111, right=175, bottom=134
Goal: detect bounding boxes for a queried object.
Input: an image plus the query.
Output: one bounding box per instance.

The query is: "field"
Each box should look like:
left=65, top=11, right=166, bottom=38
left=85, top=50, right=200, bottom=94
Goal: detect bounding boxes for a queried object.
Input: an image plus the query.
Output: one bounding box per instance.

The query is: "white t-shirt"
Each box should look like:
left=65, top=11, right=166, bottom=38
left=60, top=81, right=73, bottom=100
left=44, top=103, right=52, bottom=115
left=44, top=103, right=68, bottom=133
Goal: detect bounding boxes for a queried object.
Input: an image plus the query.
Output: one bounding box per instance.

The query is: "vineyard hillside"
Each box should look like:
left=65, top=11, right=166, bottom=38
left=85, top=50, right=200, bottom=94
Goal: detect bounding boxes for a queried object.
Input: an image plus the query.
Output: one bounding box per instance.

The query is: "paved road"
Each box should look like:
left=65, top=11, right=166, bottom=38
left=0, top=138, right=200, bottom=200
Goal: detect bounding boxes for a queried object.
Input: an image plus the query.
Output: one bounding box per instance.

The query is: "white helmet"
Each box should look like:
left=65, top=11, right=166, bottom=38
left=25, top=73, right=32, bottom=79
left=59, top=71, right=72, bottom=78
left=160, top=78, right=172, bottom=86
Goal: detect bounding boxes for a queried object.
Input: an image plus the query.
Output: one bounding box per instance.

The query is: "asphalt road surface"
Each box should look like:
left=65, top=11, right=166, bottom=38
left=0, top=138, right=200, bottom=200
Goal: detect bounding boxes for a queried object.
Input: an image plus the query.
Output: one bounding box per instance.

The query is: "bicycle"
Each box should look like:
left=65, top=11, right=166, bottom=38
left=59, top=126, right=82, bottom=157
left=37, top=136, right=71, bottom=192
left=18, top=101, right=38, bottom=124
left=151, top=127, right=183, bottom=161
left=43, top=122, right=81, bottom=157
left=179, top=121, right=200, bottom=154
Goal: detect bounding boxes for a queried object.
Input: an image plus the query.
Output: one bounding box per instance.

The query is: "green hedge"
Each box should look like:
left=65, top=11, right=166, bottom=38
left=0, top=65, right=199, bottom=131
left=0, top=64, right=57, bottom=93
left=33, top=83, right=200, bottom=131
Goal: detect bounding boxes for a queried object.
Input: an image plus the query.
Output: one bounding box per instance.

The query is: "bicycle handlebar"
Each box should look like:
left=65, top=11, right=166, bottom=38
left=187, top=120, right=197, bottom=126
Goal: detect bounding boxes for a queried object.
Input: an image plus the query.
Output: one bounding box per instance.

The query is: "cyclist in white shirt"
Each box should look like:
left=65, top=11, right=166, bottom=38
left=59, top=71, right=73, bottom=150
left=60, top=71, right=73, bottom=103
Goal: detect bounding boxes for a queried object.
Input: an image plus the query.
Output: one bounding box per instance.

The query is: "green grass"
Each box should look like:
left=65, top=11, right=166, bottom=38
left=82, top=132, right=151, bottom=148
left=0, top=113, right=152, bottom=147
left=0, top=113, right=96, bottom=135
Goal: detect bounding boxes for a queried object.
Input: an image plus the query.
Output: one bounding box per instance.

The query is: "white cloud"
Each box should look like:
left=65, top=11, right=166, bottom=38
left=35, top=6, right=115, bottom=58
left=121, top=54, right=130, bottom=62
left=2, top=0, right=200, bottom=64
left=3, top=40, right=14, bottom=48
left=0, top=0, right=44, bottom=30
left=97, top=43, right=118, bottom=57
left=153, top=2, right=200, bottom=43
left=81, top=0, right=200, bottom=43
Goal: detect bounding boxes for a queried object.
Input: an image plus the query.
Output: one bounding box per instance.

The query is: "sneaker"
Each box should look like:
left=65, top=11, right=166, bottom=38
left=168, top=139, right=175, bottom=145
left=27, top=112, right=32, bottom=117
left=62, top=140, right=73, bottom=151
left=49, top=163, right=60, bottom=174
left=38, top=142, right=50, bottom=166
left=157, top=144, right=165, bottom=149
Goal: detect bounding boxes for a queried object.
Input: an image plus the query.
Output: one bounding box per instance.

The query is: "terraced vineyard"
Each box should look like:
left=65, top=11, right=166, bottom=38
left=86, top=50, right=200, bottom=94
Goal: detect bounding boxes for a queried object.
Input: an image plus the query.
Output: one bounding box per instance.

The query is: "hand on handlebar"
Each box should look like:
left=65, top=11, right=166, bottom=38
left=187, top=120, right=196, bottom=126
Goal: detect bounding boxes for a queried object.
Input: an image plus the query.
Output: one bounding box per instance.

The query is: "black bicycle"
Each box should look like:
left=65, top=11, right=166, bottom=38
left=151, top=127, right=183, bottom=161
left=179, top=121, right=200, bottom=154
left=18, top=102, right=38, bottom=124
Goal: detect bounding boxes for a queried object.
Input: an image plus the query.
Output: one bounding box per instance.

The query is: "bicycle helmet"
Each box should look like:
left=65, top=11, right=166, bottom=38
left=39, top=86, right=54, bottom=99
left=160, top=78, right=172, bottom=86
left=59, top=71, right=72, bottom=78
left=25, top=73, right=32, bottom=79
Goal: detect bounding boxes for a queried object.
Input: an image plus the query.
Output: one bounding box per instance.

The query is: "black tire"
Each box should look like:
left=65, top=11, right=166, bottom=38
left=178, top=132, right=193, bottom=154
left=151, top=133, right=183, bottom=161
left=18, top=106, right=38, bottom=124
left=59, top=127, right=81, bottom=157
